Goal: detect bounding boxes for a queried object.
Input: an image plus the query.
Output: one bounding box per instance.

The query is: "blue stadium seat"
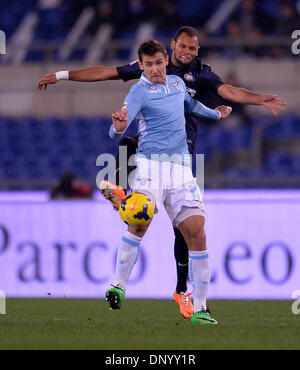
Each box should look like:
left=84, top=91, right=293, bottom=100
left=290, top=155, right=300, bottom=175
left=0, top=9, right=18, bottom=37
left=264, top=151, right=293, bottom=175
left=225, top=167, right=252, bottom=178
left=209, top=126, right=252, bottom=153
left=263, top=114, right=300, bottom=140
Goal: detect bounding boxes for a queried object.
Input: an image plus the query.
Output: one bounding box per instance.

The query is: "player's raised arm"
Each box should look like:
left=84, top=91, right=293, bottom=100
left=109, top=86, right=143, bottom=139
left=37, top=66, right=119, bottom=90
left=111, top=109, right=129, bottom=136
left=184, top=92, right=232, bottom=120
left=217, top=84, right=287, bottom=116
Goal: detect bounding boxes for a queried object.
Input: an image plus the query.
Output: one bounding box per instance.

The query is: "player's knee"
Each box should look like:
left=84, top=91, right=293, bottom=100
left=189, top=228, right=206, bottom=250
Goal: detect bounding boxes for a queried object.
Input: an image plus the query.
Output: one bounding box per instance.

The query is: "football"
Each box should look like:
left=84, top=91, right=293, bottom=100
left=119, top=192, right=154, bottom=226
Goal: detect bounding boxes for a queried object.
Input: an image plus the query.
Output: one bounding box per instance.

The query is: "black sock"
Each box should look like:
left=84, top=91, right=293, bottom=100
left=115, top=136, right=138, bottom=194
left=174, top=227, right=189, bottom=294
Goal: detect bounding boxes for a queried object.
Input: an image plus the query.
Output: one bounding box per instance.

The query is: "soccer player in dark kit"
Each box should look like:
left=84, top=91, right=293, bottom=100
left=38, top=26, right=287, bottom=319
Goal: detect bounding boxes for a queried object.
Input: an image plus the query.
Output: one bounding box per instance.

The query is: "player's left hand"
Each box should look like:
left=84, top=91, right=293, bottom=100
left=261, top=95, right=287, bottom=115
left=215, top=105, right=232, bottom=119
left=37, top=73, right=57, bottom=90
left=112, top=109, right=128, bottom=132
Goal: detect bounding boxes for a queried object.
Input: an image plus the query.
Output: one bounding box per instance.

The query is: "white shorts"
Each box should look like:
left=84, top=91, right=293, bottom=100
left=130, top=157, right=205, bottom=227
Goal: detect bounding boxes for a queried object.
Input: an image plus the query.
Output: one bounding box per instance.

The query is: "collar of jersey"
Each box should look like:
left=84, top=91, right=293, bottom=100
left=140, top=72, right=167, bottom=86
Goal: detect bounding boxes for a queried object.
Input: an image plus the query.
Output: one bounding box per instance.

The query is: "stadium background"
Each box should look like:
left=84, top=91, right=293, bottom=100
left=0, top=0, right=300, bottom=300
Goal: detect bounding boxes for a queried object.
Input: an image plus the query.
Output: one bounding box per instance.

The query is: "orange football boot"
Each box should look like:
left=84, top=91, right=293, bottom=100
left=99, top=180, right=125, bottom=210
left=173, top=291, right=194, bottom=319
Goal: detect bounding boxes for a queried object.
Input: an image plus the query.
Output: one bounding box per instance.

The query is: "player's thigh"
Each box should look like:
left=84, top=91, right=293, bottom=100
left=164, top=181, right=205, bottom=228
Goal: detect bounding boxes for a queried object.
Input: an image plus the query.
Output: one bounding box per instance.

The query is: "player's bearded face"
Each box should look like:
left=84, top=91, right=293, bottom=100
left=139, top=52, right=169, bottom=84
left=171, top=33, right=199, bottom=66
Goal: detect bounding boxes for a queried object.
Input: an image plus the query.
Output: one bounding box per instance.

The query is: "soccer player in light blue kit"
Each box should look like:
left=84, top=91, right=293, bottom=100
left=106, top=39, right=232, bottom=324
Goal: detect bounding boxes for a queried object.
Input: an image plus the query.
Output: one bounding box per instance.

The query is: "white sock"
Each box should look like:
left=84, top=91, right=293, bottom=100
left=189, top=250, right=211, bottom=312
left=111, top=230, right=141, bottom=292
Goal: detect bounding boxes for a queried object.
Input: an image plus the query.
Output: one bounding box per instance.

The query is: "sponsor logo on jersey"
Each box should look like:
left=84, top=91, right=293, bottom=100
left=184, top=72, right=195, bottom=82
left=149, top=85, right=161, bottom=93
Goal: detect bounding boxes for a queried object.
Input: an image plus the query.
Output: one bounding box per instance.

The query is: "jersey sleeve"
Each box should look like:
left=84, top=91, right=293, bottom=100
left=109, top=85, right=143, bottom=138
left=184, top=92, right=221, bottom=120
left=116, top=60, right=142, bottom=82
left=199, top=65, right=224, bottom=93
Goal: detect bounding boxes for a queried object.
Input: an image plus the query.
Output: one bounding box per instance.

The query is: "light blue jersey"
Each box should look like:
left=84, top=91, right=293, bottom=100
left=109, top=73, right=221, bottom=164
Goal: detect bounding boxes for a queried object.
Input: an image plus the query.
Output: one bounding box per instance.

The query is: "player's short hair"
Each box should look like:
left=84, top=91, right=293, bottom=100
left=174, top=26, right=200, bottom=43
left=138, top=39, right=167, bottom=62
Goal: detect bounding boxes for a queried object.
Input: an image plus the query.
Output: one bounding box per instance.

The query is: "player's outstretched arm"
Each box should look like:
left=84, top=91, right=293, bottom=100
left=37, top=66, right=119, bottom=90
left=217, top=84, right=287, bottom=115
left=184, top=92, right=232, bottom=120
left=261, top=94, right=287, bottom=116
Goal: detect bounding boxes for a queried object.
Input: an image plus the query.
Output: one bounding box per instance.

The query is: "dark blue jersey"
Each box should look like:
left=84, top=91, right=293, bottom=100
left=117, top=56, right=224, bottom=154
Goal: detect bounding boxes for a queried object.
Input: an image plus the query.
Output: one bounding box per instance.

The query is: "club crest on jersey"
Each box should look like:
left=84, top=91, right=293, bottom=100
left=138, top=178, right=151, bottom=186
left=184, top=72, right=195, bottom=82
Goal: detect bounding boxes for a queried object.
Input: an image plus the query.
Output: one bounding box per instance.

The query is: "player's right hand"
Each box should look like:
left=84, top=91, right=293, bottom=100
left=37, top=73, right=57, bottom=90
left=112, top=109, right=128, bottom=133
left=215, top=105, right=232, bottom=119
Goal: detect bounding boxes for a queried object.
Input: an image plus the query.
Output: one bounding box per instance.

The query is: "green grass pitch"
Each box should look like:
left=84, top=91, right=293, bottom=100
left=0, top=298, right=299, bottom=350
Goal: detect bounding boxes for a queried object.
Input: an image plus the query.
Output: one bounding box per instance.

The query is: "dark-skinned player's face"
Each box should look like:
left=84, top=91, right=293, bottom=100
left=171, top=32, right=199, bottom=66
